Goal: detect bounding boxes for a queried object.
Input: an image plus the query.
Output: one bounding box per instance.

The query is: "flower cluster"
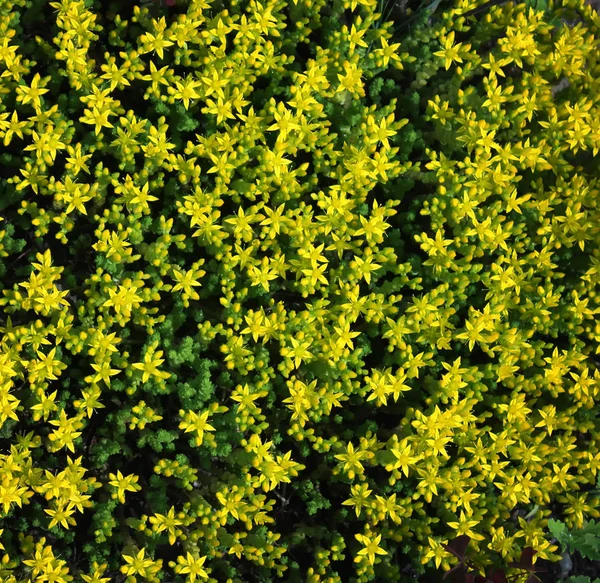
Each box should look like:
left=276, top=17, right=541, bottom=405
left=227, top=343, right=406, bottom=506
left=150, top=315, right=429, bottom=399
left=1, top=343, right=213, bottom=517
left=0, top=0, right=598, bottom=581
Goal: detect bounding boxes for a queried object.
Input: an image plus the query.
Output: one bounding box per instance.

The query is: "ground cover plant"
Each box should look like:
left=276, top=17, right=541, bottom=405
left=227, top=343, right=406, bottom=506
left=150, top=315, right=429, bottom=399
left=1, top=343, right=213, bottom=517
left=0, top=0, right=599, bottom=581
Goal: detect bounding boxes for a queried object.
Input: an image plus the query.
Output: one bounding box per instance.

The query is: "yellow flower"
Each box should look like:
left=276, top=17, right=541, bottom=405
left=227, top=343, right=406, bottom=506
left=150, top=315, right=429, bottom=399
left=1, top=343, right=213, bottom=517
left=121, top=548, right=155, bottom=578
left=334, top=442, right=371, bottom=480
left=333, top=316, right=360, bottom=350
left=455, top=318, right=487, bottom=351
left=250, top=0, right=281, bottom=37
left=366, top=114, right=399, bottom=149
left=0, top=388, right=20, bottom=426
left=283, top=336, right=314, bottom=369
left=0, top=36, right=18, bottom=68
left=416, top=463, right=444, bottom=503
left=346, top=18, right=368, bottom=52
left=267, top=101, right=300, bottom=142
left=45, top=502, right=76, bottom=529
left=108, top=471, right=141, bottom=504
left=79, top=106, right=115, bottom=135
left=230, top=383, right=267, bottom=414
left=202, top=96, right=236, bottom=125
left=421, top=537, right=449, bottom=569
left=447, top=511, right=485, bottom=541
left=103, top=281, right=143, bottom=318
left=129, top=182, right=159, bottom=213
left=142, top=124, right=176, bottom=162
left=132, top=346, right=170, bottom=383
left=82, top=561, right=111, bottom=583
left=15, top=73, right=49, bottom=111
left=354, top=531, right=387, bottom=565
left=178, top=409, right=216, bottom=447
left=386, top=436, right=421, bottom=477
left=433, top=31, right=469, bottom=70
left=1, top=110, right=28, bottom=146
left=376, top=36, right=404, bottom=68
left=454, top=487, right=481, bottom=516
left=31, top=390, right=59, bottom=423
left=259, top=203, right=288, bottom=236
left=65, top=143, right=92, bottom=176
left=169, top=76, right=203, bottom=110
left=100, top=60, right=131, bottom=92
left=74, top=386, right=105, bottom=418
left=201, top=66, right=232, bottom=99
left=482, top=53, right=511, bottom=78
left=139, top=17, right=174, bottom=60
left=47, top=410, right=83, bottom=453
left=171, top=265, right=204, bottom=300
left=496, top=393, right=531, bottom=424
left=90, top=361, right=120, bottom=387
left=0, top=475, right=28, bottom=514
left=24, top=127, right=67, bottom=165
left=148, top=506, right=184, bottom=545
left=342, top=483, right=372, bottom=517
left=261, top=148, right=293, bottom=182
left=141, top=59, right=171, bottom=95
left=174, top=552, right=209, bottom=582
left=350, top=253, right=381, bottom=285
left=336, top=60, right=364, bottom=97
left=216, top=488, right=245, bottom=521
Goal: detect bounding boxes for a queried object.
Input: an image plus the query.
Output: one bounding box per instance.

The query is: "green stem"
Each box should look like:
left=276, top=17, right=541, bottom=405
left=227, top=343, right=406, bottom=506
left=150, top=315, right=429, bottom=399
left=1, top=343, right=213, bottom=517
left=524, top=504, right=540, bottom=521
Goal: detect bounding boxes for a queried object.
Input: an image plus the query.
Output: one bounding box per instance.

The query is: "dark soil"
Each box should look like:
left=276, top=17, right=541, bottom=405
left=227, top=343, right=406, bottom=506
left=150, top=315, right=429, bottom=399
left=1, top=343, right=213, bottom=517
left=542, top=550, right=600, bottom=582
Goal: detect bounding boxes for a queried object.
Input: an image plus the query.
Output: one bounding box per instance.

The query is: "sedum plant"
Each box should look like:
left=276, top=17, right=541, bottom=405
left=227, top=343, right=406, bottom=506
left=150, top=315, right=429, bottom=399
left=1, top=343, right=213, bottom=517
left=0, top=0, right=598, bottom=581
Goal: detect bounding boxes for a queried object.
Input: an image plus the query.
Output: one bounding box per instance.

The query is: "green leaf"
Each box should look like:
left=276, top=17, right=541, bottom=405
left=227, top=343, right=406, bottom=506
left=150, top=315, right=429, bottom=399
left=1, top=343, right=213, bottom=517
left=549, top=518, right=567, bottom=540
left=572, top=535, right=600, bottom=560
left=578, top=520, right=600, bottom=538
